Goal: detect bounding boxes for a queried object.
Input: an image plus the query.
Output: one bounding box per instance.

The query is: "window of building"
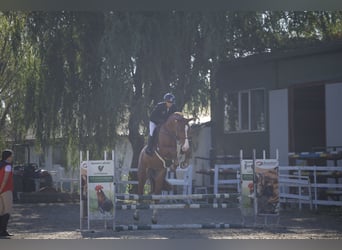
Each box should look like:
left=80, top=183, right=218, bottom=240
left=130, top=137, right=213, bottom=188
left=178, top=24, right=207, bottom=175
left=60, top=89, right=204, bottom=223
left=224, top=88, right=266, bottom=133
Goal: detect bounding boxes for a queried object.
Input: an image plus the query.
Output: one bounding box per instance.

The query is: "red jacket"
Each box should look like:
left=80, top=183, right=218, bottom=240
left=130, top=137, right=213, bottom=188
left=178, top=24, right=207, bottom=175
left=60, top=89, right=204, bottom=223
left=0, top=161, right=13, bottom=193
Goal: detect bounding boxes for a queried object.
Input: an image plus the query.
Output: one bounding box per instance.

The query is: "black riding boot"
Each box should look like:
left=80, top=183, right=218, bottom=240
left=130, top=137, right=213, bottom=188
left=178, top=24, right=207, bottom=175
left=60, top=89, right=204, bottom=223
left=0, top=213, right=12, bottom=237
left=0, top=215, right=3, bottom=233
left=145, top=136, right=154, bottom=156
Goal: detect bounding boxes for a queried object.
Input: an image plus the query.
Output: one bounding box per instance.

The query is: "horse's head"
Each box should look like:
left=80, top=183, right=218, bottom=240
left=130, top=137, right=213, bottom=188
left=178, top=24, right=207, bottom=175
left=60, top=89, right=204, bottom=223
left=166, top=112, right=194, bottom=153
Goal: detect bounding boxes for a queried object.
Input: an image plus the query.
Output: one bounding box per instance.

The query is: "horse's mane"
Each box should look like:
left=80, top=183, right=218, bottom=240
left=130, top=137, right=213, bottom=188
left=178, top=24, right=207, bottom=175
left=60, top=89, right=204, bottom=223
left=166, top=112, right=184, bottom=122
left=173, top=112, right=183, bottom=117
left=165, top=112, right=184, bottom=124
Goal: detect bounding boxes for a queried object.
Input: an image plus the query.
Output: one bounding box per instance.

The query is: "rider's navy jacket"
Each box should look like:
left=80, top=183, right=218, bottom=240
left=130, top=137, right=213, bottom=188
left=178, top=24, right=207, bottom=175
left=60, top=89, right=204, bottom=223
left=150, top=102, right=178, bottom=124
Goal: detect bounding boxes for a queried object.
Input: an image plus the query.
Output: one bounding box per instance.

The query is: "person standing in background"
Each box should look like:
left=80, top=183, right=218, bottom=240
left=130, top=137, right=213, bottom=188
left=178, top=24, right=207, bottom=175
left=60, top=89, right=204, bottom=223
left=0, top=149, right=14, bottom=237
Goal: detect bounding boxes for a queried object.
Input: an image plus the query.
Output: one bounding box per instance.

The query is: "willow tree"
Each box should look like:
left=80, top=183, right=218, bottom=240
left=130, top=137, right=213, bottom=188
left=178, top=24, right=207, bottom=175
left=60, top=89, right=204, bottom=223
left=99, top=12, right=230, bottom=172
left=0, top=12, right=38, bottom=152
left=23, top=11, right=110, bottom=166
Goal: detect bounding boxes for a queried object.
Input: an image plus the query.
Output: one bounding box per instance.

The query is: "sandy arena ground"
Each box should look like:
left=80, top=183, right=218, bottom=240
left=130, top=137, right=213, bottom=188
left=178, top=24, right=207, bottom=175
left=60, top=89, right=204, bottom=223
left=5, top=201, right=342, bottom=239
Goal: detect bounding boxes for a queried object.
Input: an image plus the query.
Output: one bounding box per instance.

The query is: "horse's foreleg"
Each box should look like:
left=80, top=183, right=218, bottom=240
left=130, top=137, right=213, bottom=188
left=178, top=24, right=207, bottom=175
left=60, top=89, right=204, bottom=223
left=137, top=168, right=147, bottom=196
left=134, top=167, right=147, bottom=221
left=150, top=168, right=168, bottom=224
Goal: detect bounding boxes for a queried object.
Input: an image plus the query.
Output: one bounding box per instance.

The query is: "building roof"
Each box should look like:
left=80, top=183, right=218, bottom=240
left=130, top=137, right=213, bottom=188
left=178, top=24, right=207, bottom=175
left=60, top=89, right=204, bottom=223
left=220, top=40, right=342, bottom=68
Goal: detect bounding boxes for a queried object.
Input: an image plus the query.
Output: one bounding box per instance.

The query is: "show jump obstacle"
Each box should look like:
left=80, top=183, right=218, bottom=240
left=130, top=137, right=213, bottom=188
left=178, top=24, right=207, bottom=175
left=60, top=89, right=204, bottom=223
left=79, top=150, right=280, bottom=231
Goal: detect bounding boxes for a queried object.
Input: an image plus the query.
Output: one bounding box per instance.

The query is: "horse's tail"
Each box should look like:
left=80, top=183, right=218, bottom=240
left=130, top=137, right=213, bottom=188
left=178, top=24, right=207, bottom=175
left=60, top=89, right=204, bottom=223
left=138, top=146, right=146, bottom=168
left=137, top=146, right=148, bottom=195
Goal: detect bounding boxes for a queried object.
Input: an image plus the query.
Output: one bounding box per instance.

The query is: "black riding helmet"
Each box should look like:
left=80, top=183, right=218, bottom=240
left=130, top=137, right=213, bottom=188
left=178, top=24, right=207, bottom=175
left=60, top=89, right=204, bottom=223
left=163, top=93, right=175, bottom=104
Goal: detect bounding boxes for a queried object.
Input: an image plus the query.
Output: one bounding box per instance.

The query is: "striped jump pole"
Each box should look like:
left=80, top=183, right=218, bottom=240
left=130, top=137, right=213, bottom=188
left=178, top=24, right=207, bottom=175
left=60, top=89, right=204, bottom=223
left=115, top=193, right=238, bottom=201
left=115, top=193, right=242, bottom=230
left=115, top=223, right=246, bottom=231
left=116, top=203, right=238, bottom=210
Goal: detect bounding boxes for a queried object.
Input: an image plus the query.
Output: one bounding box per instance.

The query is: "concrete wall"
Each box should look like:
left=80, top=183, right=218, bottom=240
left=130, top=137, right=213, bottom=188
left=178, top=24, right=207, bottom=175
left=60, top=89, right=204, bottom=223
left=277, top=52, right=342, bottom=87
left=21, top=136, right=133, bottom=179
left=22, top=126, right=211, bottom=185
left=190, top=124, right=211, bottom=187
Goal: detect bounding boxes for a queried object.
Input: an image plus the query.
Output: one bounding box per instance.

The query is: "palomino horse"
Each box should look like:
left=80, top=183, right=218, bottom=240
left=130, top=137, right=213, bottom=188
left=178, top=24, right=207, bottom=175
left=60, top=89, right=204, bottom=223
left=134, top=112, right=193, bottom=224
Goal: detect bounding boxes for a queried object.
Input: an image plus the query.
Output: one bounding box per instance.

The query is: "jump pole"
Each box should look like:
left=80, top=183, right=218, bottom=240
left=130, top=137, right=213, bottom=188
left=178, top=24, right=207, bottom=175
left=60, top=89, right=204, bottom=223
left=79, top=151, right=82, bottom=230
left=114, top=223, right=246, bottom=231
left=116, top=203, right=238, bottom=210
left=115, top=193, right=237, bottom=201
left=113, top=192, right=245, bottom=231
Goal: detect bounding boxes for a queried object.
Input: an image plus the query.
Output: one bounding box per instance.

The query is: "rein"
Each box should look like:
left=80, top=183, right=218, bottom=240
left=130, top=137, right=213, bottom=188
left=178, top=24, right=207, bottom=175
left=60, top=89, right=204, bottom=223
left=154, top=150, right=167, bottom=168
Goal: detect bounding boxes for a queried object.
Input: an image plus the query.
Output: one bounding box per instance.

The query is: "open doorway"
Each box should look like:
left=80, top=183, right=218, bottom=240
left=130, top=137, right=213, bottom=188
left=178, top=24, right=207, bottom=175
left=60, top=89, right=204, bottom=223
left=288, top=84, right=326, bottom=153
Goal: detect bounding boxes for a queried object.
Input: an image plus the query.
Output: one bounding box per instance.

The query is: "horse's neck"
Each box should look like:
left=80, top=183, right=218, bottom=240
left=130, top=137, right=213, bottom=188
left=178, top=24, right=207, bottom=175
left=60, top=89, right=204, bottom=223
left=157, top=124, right=176, bottom=149
left=159, top=122, right=174, bottom=137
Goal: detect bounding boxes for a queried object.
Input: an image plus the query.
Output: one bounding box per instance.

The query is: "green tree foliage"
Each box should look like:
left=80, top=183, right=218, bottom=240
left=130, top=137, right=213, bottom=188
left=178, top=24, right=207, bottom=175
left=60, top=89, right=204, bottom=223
left=24, top=12, right=107, bottom=156
left=100, top=12, right=231, bottom=168
left=0, top=12, right=37, bottom=146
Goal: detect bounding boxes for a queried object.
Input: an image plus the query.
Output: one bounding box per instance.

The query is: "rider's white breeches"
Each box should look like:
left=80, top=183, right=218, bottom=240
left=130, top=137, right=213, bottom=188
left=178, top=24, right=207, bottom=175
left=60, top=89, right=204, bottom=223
left=149, top=121, right=156, bottom=136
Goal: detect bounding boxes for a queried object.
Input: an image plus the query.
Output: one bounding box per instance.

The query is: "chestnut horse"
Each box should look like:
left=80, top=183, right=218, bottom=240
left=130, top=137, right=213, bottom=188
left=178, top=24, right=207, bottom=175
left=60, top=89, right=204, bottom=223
left=134, top=112, right=193, bottom=224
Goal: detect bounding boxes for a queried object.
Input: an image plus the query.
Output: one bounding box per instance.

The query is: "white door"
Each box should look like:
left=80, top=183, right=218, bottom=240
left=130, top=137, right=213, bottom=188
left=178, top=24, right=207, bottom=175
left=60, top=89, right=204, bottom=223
left=269, top=89, right=289, bottom=165
left=325, top=82, right=342, bottom=155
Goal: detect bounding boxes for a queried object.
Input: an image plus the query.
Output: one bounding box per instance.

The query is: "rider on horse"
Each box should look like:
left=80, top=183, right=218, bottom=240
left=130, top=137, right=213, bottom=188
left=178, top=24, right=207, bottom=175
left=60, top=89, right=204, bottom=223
left=145, top=93, right=178, bottom=156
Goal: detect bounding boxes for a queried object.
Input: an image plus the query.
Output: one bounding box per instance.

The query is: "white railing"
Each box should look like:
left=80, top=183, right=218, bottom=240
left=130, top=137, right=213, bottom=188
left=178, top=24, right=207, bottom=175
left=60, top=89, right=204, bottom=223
left=279, top=166, right=342, bottom=209
left=165, top=164, right=193, bottom=196
left=213, top=164, right=241, bottom=195
left=114, top=168, right=138, bottom=194
left=278, top=174, right=312, bottom=210
left=51, top=164, right=79, bottom=193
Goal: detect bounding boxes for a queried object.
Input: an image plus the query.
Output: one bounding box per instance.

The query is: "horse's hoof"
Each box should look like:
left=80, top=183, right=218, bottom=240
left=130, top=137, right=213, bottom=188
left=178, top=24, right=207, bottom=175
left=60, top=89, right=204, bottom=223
left=151, top=218, right=158, bottom=224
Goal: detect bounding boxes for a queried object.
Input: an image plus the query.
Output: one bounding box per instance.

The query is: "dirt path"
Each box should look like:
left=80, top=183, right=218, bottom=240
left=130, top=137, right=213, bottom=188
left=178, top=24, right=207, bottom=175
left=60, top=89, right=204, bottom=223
left=6, top=202, right=342, bottom=239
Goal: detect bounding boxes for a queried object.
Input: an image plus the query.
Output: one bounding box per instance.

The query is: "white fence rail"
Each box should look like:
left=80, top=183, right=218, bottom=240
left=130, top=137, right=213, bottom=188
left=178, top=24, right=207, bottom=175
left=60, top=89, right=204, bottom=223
left=114, top=168, right=139, bottom=194
left=278, top=174, right=312, bottom=210
left=114, top=165, right=342, bottom=210
left=213, top=164, right=241, bottom=195
left=279, top=166, right=342, bottom=209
